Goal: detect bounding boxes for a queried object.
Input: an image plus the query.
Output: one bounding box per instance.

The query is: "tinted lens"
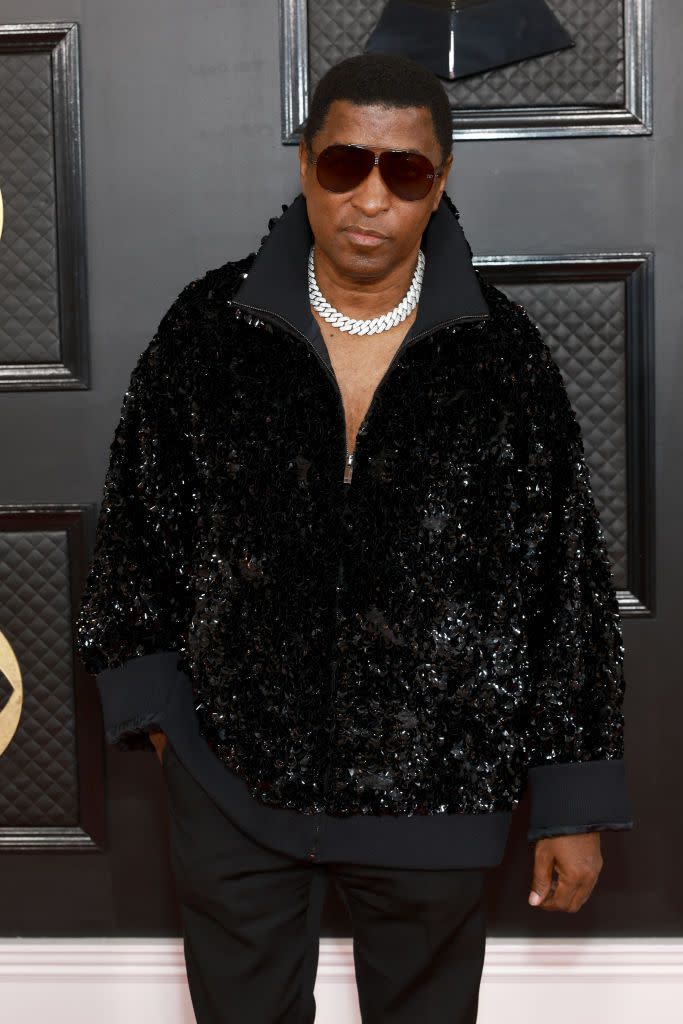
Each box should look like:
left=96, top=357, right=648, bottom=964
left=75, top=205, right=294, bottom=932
left=315, top=145, right=376, bottom=193
left=379, top=151, right=436, bottom=201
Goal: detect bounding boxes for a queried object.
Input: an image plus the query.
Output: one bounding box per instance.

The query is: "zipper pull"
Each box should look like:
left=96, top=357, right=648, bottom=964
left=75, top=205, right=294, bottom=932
left=343, top=450, right=354, bottom=485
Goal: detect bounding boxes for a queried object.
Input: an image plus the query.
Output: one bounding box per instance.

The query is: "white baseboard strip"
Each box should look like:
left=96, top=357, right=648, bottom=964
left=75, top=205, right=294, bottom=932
left=0, top=938, right=681, bottom=1023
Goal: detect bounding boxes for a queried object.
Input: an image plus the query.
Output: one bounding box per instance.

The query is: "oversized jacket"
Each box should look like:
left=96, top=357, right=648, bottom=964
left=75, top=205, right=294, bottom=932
left=75, top=191, right=634, bottom=848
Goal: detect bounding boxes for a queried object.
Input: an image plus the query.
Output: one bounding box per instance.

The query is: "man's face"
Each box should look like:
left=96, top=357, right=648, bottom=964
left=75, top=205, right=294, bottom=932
left=299, top=100, right=453, bottom=282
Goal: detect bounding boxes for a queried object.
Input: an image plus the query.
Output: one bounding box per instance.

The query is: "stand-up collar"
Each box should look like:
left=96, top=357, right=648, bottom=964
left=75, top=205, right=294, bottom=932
left=232, top=191, right=489, bottom=347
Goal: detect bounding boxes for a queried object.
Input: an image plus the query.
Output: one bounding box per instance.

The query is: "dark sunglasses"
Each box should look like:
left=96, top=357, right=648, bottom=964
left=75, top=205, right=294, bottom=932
left=309, top=143, right=445, bottom=202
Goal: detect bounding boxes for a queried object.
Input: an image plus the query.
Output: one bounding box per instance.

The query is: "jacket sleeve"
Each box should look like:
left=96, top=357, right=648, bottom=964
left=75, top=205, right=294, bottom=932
left=74, top=287, right=197, bottom=751
left=512, top=306, right=635, bottom=842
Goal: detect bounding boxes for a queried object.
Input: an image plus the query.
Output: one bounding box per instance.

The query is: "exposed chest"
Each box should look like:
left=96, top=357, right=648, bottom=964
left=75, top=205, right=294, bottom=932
left=312, top=307, right=418, bottom=458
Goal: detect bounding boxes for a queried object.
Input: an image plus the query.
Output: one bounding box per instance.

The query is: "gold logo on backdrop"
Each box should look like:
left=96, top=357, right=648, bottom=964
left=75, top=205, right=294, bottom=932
left=0, top=630, right=23, bottom=756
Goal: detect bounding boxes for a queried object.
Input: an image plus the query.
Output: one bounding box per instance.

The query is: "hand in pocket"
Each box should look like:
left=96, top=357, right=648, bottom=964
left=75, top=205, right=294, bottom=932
left=149, top=727, right=168, bottom=765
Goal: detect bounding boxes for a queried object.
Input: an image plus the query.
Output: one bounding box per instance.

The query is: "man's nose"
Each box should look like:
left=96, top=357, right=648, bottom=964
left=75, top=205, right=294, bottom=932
left=351, top=164, right=392, bottom=214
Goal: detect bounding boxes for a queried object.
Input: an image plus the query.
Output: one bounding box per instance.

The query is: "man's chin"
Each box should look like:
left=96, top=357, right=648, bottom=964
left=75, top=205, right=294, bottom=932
left=335, top=245, right=393, bottom=280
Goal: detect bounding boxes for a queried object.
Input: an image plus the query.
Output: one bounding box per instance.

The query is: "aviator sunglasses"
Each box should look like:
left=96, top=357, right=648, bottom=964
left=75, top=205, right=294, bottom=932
left=309, top=143, right=446, bottom=202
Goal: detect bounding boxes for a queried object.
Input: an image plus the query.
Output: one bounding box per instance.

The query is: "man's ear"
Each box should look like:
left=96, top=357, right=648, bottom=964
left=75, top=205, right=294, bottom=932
left=298, top=138, right=309, bottom=193
left=433, top=153, right=454, bottom=212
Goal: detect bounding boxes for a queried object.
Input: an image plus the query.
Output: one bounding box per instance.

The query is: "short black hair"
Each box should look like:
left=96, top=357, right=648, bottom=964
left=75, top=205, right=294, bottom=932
left=302, top=54, right=453, bottom=164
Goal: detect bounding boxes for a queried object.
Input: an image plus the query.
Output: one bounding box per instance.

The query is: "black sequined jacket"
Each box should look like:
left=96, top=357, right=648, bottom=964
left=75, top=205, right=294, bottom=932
left=75, top=192, right=634, bottom=844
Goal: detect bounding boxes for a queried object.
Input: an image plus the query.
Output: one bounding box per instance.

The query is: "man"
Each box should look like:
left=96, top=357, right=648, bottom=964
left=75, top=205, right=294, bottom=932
left=75, top=54, right=633, bottom=1023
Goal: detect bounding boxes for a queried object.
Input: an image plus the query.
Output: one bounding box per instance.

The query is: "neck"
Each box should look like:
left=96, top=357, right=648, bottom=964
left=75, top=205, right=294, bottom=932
left=311, top=243, right=422, bottom=319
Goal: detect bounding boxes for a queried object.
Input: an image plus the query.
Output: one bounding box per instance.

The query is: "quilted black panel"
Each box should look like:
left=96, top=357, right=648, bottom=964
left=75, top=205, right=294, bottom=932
left=0, top=51, right=60, bottom=365
left=495, top=279, right=627, bottom=589
left=0, top=530, right=79, bottom=826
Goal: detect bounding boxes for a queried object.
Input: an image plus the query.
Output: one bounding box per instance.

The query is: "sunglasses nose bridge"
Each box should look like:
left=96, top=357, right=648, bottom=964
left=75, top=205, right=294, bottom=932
left=358, top=150, right=383, bottom=188
left=355, top=157, right=394, bottom=205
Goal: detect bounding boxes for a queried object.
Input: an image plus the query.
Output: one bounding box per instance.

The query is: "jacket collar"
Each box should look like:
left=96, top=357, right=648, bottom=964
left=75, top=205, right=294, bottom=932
left=231, top=191, right=490, bottom=347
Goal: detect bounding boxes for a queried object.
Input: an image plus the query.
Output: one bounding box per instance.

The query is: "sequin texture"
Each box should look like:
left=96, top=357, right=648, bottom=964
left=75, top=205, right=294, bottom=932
left=75, top=249, right=627, bottom=817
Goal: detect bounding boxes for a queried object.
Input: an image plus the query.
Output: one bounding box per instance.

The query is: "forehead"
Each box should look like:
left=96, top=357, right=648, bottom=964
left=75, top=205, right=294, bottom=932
left=316, top=100, right=440, bottom=156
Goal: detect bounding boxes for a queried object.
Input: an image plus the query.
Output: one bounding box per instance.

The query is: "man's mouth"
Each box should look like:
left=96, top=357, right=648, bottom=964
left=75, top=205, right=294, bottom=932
left=343, top=226, right=388, bottom=246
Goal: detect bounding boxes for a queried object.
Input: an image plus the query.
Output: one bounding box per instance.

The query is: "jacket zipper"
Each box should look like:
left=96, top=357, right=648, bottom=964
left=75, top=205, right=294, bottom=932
left=308, top=820, right=322, bottom=861
left=343, top=450, right=354, bottom=484
left=322, top=553, right=344, bottom=824
left=228, top=299, right=490, bottom=488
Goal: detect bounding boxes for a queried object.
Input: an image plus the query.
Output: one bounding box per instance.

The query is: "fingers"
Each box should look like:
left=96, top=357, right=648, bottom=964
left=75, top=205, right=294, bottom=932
left=528, top=841, right=555, bottom=906
left=535, top=871, right=582, bottom=912
left=529, top=835, right=604, bottom=913
left=536, top=865, right=599, bottom=913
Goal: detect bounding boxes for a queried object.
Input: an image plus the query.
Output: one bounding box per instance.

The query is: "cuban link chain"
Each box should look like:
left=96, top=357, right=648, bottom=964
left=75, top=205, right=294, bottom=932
left=308, top=244, right=425, bottom=336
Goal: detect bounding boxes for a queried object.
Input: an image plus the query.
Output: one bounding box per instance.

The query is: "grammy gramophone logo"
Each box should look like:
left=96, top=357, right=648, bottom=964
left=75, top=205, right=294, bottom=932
left=0, top=630, right=23, bottom=756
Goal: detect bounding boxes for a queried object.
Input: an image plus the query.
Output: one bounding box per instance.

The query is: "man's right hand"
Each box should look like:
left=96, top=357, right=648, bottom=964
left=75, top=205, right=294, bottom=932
left=149, top=727, right=168, bottom=765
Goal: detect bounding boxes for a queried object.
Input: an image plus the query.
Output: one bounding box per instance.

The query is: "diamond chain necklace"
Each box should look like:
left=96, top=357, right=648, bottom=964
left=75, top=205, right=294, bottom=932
left=308, top=244, right=425, bottom=336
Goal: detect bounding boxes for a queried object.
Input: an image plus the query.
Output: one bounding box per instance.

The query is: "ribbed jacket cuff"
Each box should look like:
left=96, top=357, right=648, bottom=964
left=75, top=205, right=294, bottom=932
left=526, top=758, right=635, bottom=842
left=95, top=650, right=183, bottom=752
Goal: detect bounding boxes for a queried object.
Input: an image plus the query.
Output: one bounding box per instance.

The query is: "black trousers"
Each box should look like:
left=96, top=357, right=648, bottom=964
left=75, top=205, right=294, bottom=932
left=162, top=742, right=489, bottom=1024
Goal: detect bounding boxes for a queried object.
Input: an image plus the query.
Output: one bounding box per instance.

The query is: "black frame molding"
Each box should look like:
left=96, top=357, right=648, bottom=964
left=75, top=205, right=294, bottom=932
left=0, top=22, right=90, bottom=390
left=279, top=0, right=653, bottom=142
left=475, top=252, right=655, bottom=617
